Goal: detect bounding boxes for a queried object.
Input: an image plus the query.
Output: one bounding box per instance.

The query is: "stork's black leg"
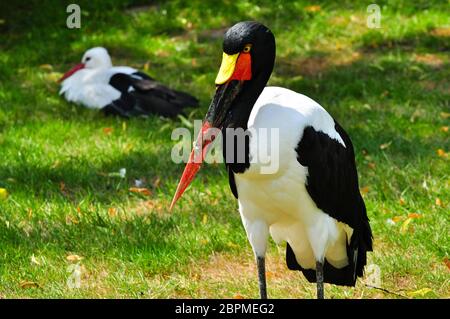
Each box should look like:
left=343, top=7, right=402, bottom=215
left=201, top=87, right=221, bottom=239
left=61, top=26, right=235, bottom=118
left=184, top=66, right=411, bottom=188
left=316, top=261, right=324, bottom=299
left=257, top=256, right=267, bottom=299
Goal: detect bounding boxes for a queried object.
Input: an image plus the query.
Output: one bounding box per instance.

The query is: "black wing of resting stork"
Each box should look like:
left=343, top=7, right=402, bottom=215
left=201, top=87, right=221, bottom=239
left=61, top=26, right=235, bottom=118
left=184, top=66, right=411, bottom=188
left=106, top=71, right=199, bottom=118
left=59, top=47, right=199, bottom=118
left=170, top=21, right=373, bottom=299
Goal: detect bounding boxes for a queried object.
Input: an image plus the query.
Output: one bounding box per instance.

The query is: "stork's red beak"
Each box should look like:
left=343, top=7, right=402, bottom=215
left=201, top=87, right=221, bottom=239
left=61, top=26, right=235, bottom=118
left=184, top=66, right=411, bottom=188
left=170, top=121, right=215, bottom=211
left=58, top=63, right=85, bottom=83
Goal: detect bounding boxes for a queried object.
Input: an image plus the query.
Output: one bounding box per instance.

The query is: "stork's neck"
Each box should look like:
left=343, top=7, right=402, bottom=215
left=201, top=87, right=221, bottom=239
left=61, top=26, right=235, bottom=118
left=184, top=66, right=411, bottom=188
left=93, top=64, right=112, bottom=72
left=223, top=61, right=274, bottom=174
left=226, top=68, right=273, bottom=130
left=98, top=55, right=113, bottom=69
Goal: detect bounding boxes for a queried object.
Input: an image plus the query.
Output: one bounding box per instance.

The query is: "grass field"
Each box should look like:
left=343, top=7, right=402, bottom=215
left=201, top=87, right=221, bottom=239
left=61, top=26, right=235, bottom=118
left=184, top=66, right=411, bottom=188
left=0, top=1, right=448, bottom=298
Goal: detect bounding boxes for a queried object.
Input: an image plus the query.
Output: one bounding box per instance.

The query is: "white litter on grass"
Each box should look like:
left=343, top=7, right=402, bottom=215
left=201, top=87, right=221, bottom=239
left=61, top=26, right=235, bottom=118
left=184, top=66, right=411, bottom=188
left=134, top=179, right=145, bottom=187
left=386, top=218, right=395, bottom=226
left=108, top=168, right=127, bottom=178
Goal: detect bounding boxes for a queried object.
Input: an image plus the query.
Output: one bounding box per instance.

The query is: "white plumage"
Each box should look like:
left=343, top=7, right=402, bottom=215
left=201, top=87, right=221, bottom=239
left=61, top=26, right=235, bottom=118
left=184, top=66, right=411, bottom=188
left=59, top=47, right=125, bottom=108
left=235, top=87, right=352, bottom=270
left=59, top=47, right=199, bottom=117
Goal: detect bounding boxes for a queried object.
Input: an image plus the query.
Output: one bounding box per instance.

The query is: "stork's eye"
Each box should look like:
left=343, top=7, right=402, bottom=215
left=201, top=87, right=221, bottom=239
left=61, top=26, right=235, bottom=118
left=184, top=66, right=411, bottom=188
left=85, top=57, right=91, bottom=62
left=243, top=44, right=252, bottom=53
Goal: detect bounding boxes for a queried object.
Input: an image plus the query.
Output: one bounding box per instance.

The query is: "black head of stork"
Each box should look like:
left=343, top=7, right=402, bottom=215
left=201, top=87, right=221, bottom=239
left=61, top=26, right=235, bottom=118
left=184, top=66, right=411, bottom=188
left=206, top=21, right=276, bottom=129
left=59, top=47, right=112, bottom=82
left=170, top=21, right=276, bottom=208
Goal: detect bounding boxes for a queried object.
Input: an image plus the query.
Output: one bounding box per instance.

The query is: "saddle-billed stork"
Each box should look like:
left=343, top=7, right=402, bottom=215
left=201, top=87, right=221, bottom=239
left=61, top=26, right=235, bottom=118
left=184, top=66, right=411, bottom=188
left=170, top=21, right=373, bottom=299
left=59, top=47, right=199, bottom=118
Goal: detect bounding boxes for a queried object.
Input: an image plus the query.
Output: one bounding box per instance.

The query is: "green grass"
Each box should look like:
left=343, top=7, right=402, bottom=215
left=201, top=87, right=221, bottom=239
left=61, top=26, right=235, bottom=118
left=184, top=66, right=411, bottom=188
left=0, top=0, right=449, bottom=298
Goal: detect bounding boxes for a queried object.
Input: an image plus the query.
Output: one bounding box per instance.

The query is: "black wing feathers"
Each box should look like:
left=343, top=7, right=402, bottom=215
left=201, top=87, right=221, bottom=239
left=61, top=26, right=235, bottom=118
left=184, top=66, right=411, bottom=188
left=291, top=120, right=373, bottom=286
left=104, top=72, right=199, bottom=118
left=296, top=124, right=359, bottom=228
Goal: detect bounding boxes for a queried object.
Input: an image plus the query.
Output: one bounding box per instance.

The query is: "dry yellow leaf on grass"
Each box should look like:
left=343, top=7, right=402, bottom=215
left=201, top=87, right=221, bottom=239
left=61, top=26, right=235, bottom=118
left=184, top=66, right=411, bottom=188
left=66, top=254, right=83, bottom=262
left=400, top=218, right=413, bottom=234
left=408, top=213, right=422, bottom=219
left=399, top=198, right=406, bottom=205
left=392, top=216, right=404, bottom=223
left=65, top=215, right=79, bottom=225
left=226, top=242, right=239, bottom=249
left=441, top=126, right=449, bottom=132
left=129, top=187, right=152, bottom=196
left=368, top=162, right=376, bottom=169
left=202, top=214, right=208, bottom=225
left=233, top=294, right=245, bottom=299
left=266, top=271, right=275, bottom=279
left=360, top=186, right=369, bottom=195
left=435, top=198, right=442, bottom=207
left=0, top=188, right=8, bottom=200
left=430, top=27, right=450, bottom=37
left=440, top=112, right=450, bottom=119
left=379, top=141, right=392, bottom=150
left=437, top=149, right=447, bottom=158
left=407, top=288, right=432, bottom=297
left=108, top=207, right=118, bottom=217
left=156, top=50, right=169, bottom=58
left=122, top=143, right=134, bottom=154
left=103, top=127, right=113, bottom=135
left=39, top=64, right=53, bottom=72
left=20, top=281, right=40, bottom=289
left=191, top=273, right=201, bottom=281
left=304, top=5, right=321, bottom=12
left=443, top=258, right=450, bottom=270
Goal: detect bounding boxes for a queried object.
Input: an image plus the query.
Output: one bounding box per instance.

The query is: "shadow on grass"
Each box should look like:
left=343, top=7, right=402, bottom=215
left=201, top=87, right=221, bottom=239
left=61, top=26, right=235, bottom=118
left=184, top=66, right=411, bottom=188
left=276, top=29, right=448, bottom=106
left=0, top=147, right=225, bottom=203
left=358, top=29, right=450, bottom=54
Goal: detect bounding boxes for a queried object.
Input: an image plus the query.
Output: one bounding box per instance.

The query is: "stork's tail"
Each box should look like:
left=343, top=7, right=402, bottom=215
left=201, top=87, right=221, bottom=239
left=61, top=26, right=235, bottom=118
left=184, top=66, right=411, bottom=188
left=286, top=219, right=373, bottom=287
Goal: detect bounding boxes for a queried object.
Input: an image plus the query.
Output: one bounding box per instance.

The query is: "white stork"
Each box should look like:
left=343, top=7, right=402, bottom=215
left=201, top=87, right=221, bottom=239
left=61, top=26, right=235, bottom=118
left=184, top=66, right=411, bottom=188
left=59, top=47, right=199, bottom=118
left=170, top=21, right=373, bottom=299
